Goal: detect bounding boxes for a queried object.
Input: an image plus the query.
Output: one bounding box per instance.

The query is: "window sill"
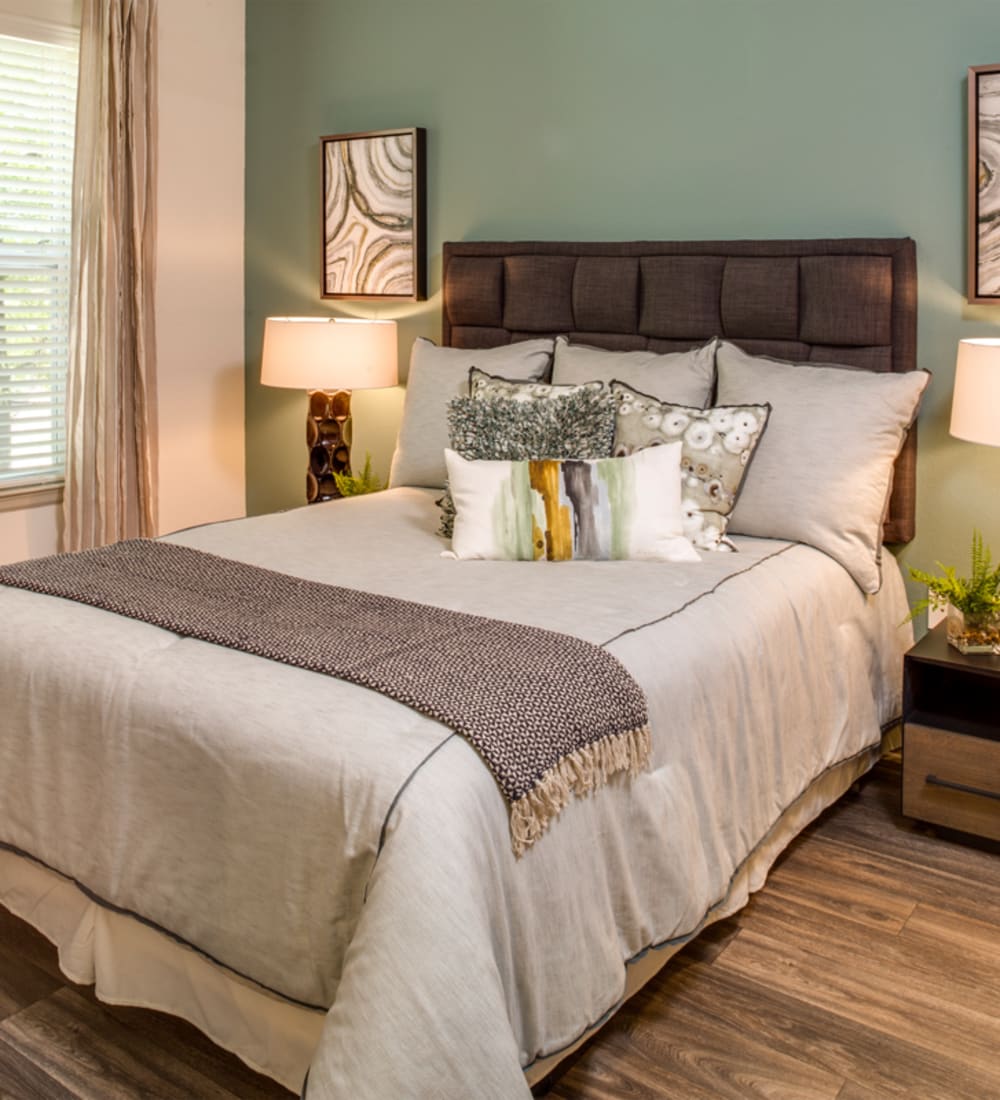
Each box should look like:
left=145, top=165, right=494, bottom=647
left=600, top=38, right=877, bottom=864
left=0, top=483, right=64, bottom=513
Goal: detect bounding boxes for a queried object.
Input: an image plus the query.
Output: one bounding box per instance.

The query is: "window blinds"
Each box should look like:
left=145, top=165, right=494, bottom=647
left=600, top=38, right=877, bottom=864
left=0, top=31, right=77, bottom=491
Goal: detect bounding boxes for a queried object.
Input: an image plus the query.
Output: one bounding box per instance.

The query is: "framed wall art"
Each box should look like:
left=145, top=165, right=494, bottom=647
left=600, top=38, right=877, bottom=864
left=968, top=64, right=1000, bottom=303
left=320, top=127, right=426, bottom=301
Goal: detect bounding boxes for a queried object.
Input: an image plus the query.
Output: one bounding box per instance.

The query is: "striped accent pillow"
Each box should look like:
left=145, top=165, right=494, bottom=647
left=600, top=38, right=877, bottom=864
left=443, top=445, right=700, bottom=563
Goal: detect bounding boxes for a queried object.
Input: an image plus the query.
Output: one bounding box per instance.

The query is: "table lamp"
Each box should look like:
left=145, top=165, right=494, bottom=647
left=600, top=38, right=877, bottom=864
left=943, top=338, right=1000, bottom=651
left=951, top=338, right=1000, bottom=447
left=261, top=317, right=397, bottom=502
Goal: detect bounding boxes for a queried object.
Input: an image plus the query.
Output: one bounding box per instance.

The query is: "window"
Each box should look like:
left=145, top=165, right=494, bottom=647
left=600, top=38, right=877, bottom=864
left=0, top=25, right=77, bottom=497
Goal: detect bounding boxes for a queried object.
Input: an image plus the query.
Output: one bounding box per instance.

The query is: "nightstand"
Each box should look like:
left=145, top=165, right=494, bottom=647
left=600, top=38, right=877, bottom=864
left=902, top=623, right=1000, bottom=841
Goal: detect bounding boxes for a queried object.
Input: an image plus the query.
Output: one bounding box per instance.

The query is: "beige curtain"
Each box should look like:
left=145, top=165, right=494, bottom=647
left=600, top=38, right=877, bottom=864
left=63, top=0, right=157, bottom=551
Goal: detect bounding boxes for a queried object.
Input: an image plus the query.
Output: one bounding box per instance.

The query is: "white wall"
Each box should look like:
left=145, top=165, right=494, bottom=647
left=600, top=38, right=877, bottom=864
left=155, top=0, right=246, bottom=536
left=0, top=0, right=246, bottom=563
left=0, top=504, right=61, bottom=563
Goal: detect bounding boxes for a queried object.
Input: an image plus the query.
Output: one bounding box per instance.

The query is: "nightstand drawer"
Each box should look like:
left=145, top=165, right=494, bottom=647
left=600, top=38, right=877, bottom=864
left=902, top=724, right=1000, bottom=841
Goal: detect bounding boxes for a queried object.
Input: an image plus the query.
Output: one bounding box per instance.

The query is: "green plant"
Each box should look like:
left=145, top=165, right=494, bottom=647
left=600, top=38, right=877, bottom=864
left=906, top=530, right=1000, bottom=623
left=333, top=453, right=384, bottom=497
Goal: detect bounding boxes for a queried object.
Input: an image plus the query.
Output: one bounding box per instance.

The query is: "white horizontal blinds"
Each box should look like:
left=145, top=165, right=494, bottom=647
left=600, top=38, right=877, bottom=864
left=0, top=31, right=77, bottom=490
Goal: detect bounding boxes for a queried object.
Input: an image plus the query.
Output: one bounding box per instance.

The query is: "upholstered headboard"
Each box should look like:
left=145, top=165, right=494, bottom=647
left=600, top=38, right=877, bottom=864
left=441, top=238, right=918, bottom=543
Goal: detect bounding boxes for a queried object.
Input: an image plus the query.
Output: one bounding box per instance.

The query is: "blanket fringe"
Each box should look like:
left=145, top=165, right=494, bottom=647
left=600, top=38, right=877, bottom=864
left=509, top=724, right=651, bottom=857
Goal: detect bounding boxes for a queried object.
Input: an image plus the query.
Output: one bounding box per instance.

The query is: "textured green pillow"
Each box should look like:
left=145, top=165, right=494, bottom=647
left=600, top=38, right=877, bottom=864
left=437, top=386, right=616, bottom=538
left=611, top=381, right=770, bottom=552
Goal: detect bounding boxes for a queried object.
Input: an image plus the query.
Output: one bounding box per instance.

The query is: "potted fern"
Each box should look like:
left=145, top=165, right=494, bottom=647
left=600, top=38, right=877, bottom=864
left=908, top=530, right=1000, bottom=654
left=332, top=453, right=384, bottom=497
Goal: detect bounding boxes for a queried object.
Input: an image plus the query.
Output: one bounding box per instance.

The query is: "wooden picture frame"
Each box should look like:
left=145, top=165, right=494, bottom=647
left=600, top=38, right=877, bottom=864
left=321, top=127, right=426, bottom=301
left=968, top=65, right=1000, bottom=303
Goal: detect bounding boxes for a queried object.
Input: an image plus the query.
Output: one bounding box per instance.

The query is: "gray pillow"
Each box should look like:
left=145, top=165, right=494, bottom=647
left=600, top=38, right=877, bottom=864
left=439, top=388, right=616, bottom=538
left=716, top=341, right=930, bottom=593
left=551, top=335, right=716, bottom=407
left=388, top=337, right=553, bottom=489
left=468, top=366, right=603, bottom=401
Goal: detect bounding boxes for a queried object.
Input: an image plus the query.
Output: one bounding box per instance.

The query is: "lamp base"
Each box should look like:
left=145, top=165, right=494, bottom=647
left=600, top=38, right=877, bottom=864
left=306, top=389, right=352, bottom=503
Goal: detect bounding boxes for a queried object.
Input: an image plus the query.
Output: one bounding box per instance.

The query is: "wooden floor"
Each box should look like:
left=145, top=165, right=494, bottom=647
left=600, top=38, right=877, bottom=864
left=1, top=757, right=998, bottom=1099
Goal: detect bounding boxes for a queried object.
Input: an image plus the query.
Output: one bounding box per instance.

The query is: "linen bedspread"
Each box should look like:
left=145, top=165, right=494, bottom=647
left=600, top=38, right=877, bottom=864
left=0, top=488, right=911, bottom=1099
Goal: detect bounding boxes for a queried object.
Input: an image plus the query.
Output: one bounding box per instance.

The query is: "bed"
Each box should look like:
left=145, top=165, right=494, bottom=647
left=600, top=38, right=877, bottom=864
left=0, top=237, right=923, bottom=1098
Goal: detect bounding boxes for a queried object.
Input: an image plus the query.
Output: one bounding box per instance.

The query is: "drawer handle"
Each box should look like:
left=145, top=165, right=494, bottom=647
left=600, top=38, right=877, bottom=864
left=926, top=775, right=1000, bottom=802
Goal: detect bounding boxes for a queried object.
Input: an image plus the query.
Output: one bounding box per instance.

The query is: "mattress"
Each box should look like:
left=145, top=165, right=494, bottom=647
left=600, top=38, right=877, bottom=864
left=0, top=487, right=912, bottom=1098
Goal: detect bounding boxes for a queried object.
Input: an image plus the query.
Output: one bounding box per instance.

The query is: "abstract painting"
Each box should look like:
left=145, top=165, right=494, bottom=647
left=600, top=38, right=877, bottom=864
left=969, top=65, right=1000, bottom=303
left=321, top=128, right=426, bottom=301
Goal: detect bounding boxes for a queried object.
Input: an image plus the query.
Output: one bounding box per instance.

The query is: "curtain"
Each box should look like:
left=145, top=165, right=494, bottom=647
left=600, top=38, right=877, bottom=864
left=63, top=0, right=157, bottom=551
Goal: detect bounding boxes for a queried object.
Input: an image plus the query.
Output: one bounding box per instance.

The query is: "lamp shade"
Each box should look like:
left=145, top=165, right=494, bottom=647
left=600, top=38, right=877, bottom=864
left=950, top=338, right=1000, bottom=447
left=260, top=317, right=398, bottom=391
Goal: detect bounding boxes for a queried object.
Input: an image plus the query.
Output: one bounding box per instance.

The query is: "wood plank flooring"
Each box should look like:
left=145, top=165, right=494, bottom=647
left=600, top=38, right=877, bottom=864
left=1, top=756, right=997, bottom=1099
left=542, top=757, right=1000, bottom=1100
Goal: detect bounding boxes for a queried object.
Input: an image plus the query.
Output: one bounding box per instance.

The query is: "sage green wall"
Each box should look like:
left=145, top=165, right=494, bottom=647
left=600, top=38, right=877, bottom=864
left=246, top=0, right=1000, bottom=592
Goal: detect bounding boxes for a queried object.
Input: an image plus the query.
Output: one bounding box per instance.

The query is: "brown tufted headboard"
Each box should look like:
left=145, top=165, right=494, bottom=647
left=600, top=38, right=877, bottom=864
left=442, top=238, right=918, bottom=543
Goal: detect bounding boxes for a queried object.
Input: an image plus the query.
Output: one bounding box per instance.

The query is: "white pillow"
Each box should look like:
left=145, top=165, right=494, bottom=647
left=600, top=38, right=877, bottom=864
left=389, top=337, right=553, bottom=489
left=444, top=445, right=700, bottom=563
left=716, top=341, right=930, bottom=593
left=551, top=335, right=716, bottom=407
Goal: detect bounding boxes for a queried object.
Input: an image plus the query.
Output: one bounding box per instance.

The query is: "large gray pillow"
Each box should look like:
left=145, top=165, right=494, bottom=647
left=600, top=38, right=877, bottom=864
left=551, top=335, right=716, bottom=407
left=716, top=341, right=930, bottom=593
left=389, top=337, right=553, bottom=489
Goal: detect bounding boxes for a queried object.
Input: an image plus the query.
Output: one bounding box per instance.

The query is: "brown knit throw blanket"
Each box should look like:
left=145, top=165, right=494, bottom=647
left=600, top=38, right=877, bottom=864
left=0, top=540, right=650, bottom=855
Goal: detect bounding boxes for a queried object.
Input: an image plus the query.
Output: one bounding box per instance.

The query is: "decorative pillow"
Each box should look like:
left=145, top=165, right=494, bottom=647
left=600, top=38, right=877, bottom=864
left=611, top=381, right=769, bottom=552
left=438, top=387, right=616, bottom=538
left=388, top=337, right=554, bottom=489
left=551, top=335, right=717, bottom=407
left=715, top=341, right=930, bottom=593
left=469, top=366, right=604, bottom=401
left=444, top=445, right=700, bottom=563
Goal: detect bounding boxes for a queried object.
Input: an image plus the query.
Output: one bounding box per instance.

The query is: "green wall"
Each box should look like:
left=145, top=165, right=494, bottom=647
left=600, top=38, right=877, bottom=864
left=245, top=0, right=1000, bottom=595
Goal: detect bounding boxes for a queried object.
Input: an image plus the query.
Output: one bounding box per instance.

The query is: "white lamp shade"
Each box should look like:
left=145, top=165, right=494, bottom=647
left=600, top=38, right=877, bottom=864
left=951, top=338, right=1000, bottom=447
left=260, top=317, right=398, bottom=391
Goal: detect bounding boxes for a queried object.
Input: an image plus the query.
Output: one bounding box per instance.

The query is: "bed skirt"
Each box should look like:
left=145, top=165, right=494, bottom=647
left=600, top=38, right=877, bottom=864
left=0, top=728, right=897, bottom=1094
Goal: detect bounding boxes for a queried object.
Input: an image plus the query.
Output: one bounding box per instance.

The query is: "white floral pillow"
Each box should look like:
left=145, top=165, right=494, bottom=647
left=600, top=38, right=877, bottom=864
left=611, top=381, right=770, bottom=551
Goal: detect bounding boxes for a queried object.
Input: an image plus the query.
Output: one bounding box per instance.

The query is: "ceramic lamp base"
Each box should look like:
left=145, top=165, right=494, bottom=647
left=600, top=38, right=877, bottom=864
left=306, top=389, right=352, bottom=503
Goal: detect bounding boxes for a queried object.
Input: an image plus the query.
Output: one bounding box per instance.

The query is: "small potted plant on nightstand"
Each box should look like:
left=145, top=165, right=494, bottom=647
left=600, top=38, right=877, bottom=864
left=907, top=530, right=1000, bottom=654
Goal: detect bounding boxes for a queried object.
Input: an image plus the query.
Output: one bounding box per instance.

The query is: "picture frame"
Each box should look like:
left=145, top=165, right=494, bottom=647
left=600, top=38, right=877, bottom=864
left=321, top=127, right=426, bottom=301
left=968, top=65, right=1000, bottom=303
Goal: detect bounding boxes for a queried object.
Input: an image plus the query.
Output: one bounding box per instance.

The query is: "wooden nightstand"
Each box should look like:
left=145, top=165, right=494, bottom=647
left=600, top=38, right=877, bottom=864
left=902, top=623, right=1000, bottom=841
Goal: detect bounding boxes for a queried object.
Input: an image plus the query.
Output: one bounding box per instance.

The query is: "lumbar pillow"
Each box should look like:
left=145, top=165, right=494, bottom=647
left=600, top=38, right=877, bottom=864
left=715, top=341, right=930, bottom=593
left=388, top=337, right=554, bottom=489
left=611, top=381, right=770, bottom=552
left=444, top=445, right=700, bottom=563
left=551, top=335, right=717, bottom=407
left=438, top=382, right=616, bottom=538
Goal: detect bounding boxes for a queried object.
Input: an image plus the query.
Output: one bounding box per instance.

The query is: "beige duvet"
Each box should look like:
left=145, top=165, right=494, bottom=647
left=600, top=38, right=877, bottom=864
left=0, top=488, right=911, bottom=1098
